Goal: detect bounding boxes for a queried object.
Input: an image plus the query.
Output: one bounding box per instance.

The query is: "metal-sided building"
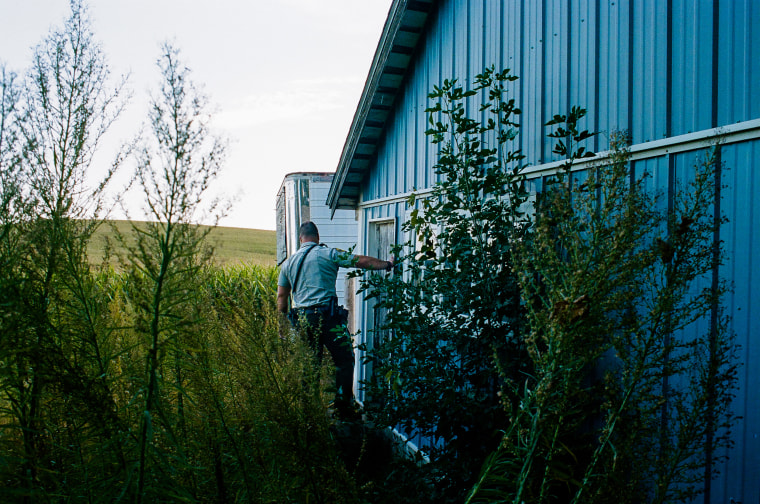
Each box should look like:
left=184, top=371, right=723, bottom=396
left=276, top=172, right=358, bottom=307
left=327, top=0, right=760, bottom=501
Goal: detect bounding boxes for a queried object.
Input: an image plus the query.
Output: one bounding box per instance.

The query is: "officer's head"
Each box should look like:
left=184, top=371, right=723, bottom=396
left=299, top=221, right=319, bottom=243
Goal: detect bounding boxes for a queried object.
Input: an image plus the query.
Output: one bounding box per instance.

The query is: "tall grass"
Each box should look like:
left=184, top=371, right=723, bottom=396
left=0, top=5, right=384, bottom=501
left=0, top=260, right=363, bottom=502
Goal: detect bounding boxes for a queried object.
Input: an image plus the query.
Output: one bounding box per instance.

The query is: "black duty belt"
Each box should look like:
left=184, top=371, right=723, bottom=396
left=295, top=297, right=338, bottom=315
left=295, top=304, right=328, bottom=314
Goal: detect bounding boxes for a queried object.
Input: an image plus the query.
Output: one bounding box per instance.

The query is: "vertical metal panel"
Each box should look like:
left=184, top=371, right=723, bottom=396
left=469, top=0, right=494, bottom=154
left=670, top=0, right=714, bottom=135
left=631, top=0, right=669, bottom=143
left=413, top=73, right=425, bottom=193
left=436, top=0, right=456, bottom=190
left=401, top=69, right=416, bottom=195
left=380, top=108, right=398, bottom=199
left=389, top=110, right=400, bottom=197
left=466, top=0, right=484, bottom=133
left=365, top=140, right=376, bottom=201
left=424, top=10, right=443, bottom=191
left=714, top=139, right=760, bottom=504
left=467, top=0, right=484, bottom=83
left=522, top=0, right=545, bottom=165
left=406, top=71, right=420, bottom=195
left=384, top=124, right=395, bottom=199
left=439, top=0, right=456, bottom=84
left=501, top=0, right=524, bottom=99
left=455, top=0, right=470, bottom=87
left=398, top=91, right=410, bottom=195
left=717, top=0, right=760, bottom=126
left=506, top=0, right=525, bottom=161
left=485, top=0, right=502, bottom=68
left=597, top=0, right=631, bottom=146
left=568, top=0, right=598, bottom=150
left=367, top=145, right=379, bottom=200
left=544, top=0, right=571, bottom=162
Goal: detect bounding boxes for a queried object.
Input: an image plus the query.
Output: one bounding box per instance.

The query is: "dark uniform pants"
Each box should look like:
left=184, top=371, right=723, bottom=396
left=294, top=308, right=354, bottom=413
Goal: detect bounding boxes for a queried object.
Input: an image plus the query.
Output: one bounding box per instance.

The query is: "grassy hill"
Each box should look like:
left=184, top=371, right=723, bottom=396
left=89, top=220, right=277, bottom=267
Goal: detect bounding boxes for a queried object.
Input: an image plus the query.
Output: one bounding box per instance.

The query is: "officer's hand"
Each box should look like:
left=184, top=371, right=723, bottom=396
left=278, top=313, right=289, bottom=342
left=387, top=256, right=396, bottom=272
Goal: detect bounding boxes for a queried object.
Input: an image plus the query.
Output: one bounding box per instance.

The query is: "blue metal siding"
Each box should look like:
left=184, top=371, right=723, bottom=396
left=439, top=0, right=456, bottom=90
left=398, top=92, right=410, bottom=195
left=368, top=109, right=398, bottom=201
left=568, top=0, right=598, bottom=149
left=404, top=73, right=416, bottom=194
left=502, top=1, right=526, bottom=159
left=597, top=0, right=631, bottom=142
left=467, top=0, right=484, bottom=91
left=631, top=0, right=669, bottom=142
left=485, top=0, right=502, bottom=70
left=523, top=0, right=546, bottom=164
left=454, top=0, right=470, bottom=90
left=390, top=116, right=401, bottom=196
left=716, top=139, right=760, bottom=504
left=352, top=2, right=760, bottom=496
left=360, top=0, right=760, bottom=208
left=670, top=0, right=714, bottom=135
left=544, top=0, right=571, bottom=162
left=718, top=0, right=760, bottom=126
left=419, top=6, right=440, bottom=192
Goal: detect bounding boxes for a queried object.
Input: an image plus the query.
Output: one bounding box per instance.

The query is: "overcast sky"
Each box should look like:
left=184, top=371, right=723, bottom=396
left=0, top=0, right=392, bottom=230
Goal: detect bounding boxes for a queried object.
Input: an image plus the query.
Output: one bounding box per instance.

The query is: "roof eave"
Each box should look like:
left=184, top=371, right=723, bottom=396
left=327, top=0, right=433, bottom=213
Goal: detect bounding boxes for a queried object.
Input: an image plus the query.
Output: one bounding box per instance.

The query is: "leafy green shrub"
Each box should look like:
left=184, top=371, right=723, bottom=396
left=469, top=122, right=737, bottom=504
left=361, top=67, right=738, bottom=504
left=359, top=67, right=529, bottom=502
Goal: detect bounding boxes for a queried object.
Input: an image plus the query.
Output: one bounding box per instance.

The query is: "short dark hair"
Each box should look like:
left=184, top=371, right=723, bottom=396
left=299, top=221, right=319, bottom=239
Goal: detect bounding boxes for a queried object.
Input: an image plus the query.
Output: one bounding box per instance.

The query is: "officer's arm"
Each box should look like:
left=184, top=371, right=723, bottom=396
left=355, top=255, right=394, bottom=271
left=276, top=285, right=291, bottom=314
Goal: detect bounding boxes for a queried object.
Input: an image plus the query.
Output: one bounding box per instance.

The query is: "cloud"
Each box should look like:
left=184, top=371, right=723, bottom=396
left=214, top=76, right=364, bottom=131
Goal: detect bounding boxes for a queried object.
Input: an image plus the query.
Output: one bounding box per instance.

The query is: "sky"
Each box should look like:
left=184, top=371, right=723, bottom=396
left=0, top=0, right=393, bottom=230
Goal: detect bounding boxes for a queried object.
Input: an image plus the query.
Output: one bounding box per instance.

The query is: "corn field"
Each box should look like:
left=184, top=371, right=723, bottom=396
left=0, top=258, right=369, bottom=503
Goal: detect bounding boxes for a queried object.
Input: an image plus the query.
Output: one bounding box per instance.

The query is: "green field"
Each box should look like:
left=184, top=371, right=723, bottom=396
left=89, top=220, right=277, bottom=267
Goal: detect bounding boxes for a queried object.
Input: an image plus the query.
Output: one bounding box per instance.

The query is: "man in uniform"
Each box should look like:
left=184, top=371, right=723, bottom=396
left=277, top=221, right=393, bottom=418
